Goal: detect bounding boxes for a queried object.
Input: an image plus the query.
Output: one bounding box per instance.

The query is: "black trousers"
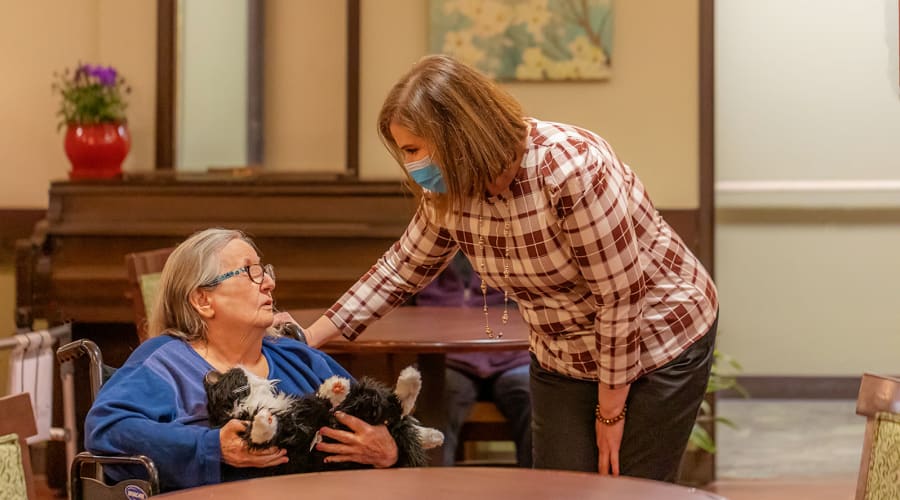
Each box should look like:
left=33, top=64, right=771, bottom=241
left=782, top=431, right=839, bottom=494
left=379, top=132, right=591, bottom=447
left=530, top=315, right=718, bottom=481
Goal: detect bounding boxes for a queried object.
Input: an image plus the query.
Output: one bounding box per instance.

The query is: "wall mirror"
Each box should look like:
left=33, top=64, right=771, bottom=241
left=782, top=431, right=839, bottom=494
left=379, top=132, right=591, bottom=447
left=155, top=0, right=360, bottom=176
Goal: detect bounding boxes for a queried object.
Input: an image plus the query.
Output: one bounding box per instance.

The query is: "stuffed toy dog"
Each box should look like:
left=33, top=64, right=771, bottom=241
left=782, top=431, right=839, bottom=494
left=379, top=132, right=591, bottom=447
left=204, top=365, right=443, bottom=476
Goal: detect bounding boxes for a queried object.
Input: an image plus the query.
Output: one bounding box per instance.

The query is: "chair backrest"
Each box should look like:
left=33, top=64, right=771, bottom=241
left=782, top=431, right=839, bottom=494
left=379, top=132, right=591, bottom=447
left=124, top=248, right=174, bottom=343
left=0, top=393, right=38, bottom=500
left=456, top=401, right=516, bottom=465
left=855, top=373, right=900, bottom=500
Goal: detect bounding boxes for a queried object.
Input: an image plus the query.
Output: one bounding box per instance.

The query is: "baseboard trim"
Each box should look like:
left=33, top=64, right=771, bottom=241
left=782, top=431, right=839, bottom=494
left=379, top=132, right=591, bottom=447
left=721, top=376, right=875, bottom=400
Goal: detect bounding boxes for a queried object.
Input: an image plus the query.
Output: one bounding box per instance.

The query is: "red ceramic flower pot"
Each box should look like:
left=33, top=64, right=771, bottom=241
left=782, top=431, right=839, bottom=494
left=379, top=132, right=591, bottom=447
left=64, top=122, right=131, bottom=179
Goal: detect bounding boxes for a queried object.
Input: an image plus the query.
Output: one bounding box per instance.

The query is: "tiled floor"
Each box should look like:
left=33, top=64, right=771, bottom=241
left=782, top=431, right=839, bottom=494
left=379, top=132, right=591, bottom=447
left=706, top=398, right=862, bottom=499
left=715, top=399, right=863, bottom=479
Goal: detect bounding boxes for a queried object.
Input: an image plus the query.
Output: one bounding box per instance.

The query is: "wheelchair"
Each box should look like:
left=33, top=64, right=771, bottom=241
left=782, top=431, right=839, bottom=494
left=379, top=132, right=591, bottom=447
left=57, top=339, right=159, bottom=500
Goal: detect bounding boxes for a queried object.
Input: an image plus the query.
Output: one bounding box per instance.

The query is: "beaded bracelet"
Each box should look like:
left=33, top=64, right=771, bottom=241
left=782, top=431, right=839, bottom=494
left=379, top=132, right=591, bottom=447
left=595, top=404, right=627, bottom=425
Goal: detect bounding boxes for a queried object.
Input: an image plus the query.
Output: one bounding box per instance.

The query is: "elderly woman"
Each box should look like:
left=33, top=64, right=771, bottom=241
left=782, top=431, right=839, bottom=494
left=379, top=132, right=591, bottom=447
left=85, top=228, right=398, bottom=492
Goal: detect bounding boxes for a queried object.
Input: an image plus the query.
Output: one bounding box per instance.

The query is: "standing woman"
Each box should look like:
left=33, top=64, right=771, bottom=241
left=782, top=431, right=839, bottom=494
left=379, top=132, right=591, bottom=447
left=304, top=54, right=718, bottom=481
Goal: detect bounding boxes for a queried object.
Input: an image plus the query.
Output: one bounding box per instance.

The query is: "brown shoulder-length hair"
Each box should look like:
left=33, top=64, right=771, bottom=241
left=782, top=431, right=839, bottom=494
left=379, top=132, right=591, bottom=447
left=378, top=54, right=527, bottom=219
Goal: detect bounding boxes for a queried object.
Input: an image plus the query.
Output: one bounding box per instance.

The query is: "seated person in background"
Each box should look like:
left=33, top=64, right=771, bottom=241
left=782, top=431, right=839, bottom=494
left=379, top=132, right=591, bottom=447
left=413, top=251, right=532, bottom=467
left=85, top=228, right=399, bottom=492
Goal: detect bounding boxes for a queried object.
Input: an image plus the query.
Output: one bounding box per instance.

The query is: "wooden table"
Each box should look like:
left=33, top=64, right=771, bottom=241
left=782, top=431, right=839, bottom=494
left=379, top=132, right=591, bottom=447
left=156, top=467, right=726, bottom=499
left=291, top=306, right=529, bottom=354
left=290, top=306, right=530, bottom=465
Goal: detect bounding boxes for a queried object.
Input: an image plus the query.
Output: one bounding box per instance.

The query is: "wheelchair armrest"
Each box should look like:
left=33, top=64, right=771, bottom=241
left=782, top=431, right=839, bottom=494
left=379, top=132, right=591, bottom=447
left=57, top=339, right=106, bottom=399
left=71, top=451, right=160, bottom=499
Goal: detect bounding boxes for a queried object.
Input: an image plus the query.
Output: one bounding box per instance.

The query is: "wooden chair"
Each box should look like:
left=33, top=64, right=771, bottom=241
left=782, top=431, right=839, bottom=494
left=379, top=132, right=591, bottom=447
left=855, top=373, right=900, bottom=500
left=0, top=393, right=38, bottom=500
left=455, top=401, right=516, bottom=465
left=124, top=248, right=175, bottom=343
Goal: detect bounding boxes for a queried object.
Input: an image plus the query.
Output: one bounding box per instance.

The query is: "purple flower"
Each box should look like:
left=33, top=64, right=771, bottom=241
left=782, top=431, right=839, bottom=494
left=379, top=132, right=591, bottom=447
left=54, top=62, right=128, bottom=128
left=82, top=64, right=117, bottom=86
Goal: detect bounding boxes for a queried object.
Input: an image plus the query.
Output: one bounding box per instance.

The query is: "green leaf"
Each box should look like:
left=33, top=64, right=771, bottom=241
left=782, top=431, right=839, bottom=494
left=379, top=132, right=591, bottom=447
left=689, top=424, right=716, bottom=453
left=690, top=347, right=750, bottom=454
left=713, top=415, right=738, bottom=430
left=52, top=63, right=128, bottom=127
left=698, top=399, right=712, bottom=416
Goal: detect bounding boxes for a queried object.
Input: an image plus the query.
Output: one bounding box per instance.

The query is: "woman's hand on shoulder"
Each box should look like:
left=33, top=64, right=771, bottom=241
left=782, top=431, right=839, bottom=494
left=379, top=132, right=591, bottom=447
left=315, top=411, right=399, bottom=468
left=273, top=312, right=301, bottom=334
left=219, top=419, right=288, bottom=468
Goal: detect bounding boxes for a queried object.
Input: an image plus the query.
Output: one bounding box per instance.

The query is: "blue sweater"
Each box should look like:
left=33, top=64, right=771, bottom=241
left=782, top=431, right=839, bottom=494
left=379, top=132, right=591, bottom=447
left=85, top=335, right=352, bottom=492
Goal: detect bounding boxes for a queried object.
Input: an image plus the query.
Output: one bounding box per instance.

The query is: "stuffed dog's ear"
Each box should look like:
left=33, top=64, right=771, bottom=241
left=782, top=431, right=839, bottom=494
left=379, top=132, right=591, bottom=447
left=394, top=366, right=422, bottom=416
left=204, top=370, right=223, bottom=388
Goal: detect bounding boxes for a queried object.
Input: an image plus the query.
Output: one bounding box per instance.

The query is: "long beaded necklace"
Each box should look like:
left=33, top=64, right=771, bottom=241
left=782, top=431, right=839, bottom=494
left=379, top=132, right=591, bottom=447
left=477, top=123, right=529, bottom=338
left=477, top=195, right=512, bottom=338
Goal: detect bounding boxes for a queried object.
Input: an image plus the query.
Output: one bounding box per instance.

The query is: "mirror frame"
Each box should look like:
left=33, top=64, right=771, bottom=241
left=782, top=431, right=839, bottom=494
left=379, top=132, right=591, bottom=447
left=154, top=0, right=360, bottom=176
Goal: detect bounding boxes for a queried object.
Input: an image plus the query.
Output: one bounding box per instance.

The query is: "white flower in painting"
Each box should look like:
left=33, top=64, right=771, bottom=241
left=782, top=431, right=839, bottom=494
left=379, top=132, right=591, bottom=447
left=443, top=30, right=485, bottom=67
left=546, top=60, right=578, bottom=80
left=567, top=36, right=596, bottom=60
left=451, top=0, right=487, bottom=19
left=571, top=46, right=610, bottom=80
left=515, top=0, right=551, bottom=42
left=443, top=30, right=473, bottom=54
left=515, top=46, right=550, bottom=80
left=472, top=2, right=513, bottom=38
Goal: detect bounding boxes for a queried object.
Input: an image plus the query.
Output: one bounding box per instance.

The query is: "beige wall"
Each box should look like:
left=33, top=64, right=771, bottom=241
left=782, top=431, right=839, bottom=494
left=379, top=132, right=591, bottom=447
left=96, top=0, right=157, bottom=176
left=265, top=1, right=347, bottom=173
left=715, top=213, right=900, bottom=375
left=357, top=0, right=700, bottom=208
left=0, top=1, right=98, bottom=209
left=715, top=0, right=900, bottom=375
left=0, top=1, right=156, bottom=210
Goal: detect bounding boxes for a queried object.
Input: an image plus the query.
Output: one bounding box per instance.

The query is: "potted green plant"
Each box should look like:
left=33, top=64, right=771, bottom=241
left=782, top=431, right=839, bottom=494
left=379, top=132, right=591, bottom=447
left=52, top=63, right=131, bottom=179
left=678, top=349, right=748, bottom=486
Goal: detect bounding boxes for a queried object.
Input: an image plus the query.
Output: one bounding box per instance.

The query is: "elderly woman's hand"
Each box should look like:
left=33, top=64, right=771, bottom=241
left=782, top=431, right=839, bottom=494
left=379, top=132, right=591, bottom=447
left=219, top=419, right=288, bottom=468
left=315, top=411, right=399, bottom=468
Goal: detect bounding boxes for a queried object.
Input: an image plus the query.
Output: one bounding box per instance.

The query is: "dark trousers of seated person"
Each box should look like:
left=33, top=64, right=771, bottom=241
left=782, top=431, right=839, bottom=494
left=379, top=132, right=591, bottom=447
left=443, top=364, right=533, bottom=467
left=530, top=317, right=717, bottom=481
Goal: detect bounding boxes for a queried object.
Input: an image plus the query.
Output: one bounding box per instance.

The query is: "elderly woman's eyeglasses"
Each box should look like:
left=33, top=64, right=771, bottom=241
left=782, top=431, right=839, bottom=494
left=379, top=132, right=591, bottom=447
left=203, top=264, right=275, bottom=287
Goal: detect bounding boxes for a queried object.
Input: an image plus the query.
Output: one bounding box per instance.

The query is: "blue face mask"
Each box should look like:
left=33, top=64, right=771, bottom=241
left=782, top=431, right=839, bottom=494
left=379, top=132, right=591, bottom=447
left=404, top=156, right=447, bottom=193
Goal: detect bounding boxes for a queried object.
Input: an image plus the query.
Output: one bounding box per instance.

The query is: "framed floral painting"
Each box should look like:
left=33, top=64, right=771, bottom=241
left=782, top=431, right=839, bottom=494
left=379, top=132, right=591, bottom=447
left=428, top=0, right=614, bottom=81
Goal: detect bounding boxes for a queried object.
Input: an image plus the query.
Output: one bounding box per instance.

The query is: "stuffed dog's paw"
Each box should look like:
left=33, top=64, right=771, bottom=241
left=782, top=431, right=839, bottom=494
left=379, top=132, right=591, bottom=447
left=249, top=408, right=278, bottom=445
left=414, top=424, right=444, bottom=450
left=317, top=375, right=351, bottom=407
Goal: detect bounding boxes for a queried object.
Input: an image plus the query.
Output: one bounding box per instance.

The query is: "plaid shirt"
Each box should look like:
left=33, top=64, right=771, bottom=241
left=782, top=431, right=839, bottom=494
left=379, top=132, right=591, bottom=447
left=328, top=119, right=718, bottom=388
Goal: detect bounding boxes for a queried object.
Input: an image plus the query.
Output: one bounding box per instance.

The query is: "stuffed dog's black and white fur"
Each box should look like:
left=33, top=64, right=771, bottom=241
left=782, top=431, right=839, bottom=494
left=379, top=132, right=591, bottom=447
left=204, top=365, right=443, bottom=476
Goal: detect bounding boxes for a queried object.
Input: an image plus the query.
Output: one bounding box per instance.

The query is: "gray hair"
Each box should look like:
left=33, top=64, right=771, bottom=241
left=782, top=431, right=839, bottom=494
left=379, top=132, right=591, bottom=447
left=147, top=228, right=259, bottom=342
